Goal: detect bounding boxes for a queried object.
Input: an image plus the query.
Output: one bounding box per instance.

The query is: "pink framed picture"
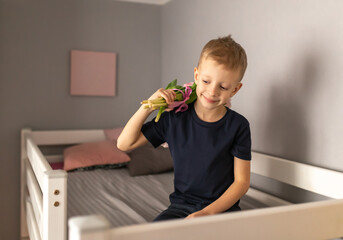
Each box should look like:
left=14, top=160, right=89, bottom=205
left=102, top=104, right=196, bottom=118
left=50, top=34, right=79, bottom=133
left=70, top=50, right=117, bottom=96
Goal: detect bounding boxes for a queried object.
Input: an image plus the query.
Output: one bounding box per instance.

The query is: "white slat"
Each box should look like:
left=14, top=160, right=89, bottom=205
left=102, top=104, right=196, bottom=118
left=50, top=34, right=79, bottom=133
left=26, top=198, right=42, bottom=240
left=26, top=138, right=51, bottom=190
left=42, top=170, right=67, bottom=240
left=251, top=152, right=343, bottom=199
left=26, top=164, right=43, bottom=236
left=30, top=130, right=106, bottom=145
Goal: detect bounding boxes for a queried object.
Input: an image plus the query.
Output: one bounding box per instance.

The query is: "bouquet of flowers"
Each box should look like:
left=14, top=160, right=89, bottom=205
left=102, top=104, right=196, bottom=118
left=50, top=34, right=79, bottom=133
left=141, top=79, right=197, bottom=122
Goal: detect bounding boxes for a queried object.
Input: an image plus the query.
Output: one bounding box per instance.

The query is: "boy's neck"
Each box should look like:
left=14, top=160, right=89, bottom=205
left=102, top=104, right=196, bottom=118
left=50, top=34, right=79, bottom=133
left=194, top=101, right=227, bottom=123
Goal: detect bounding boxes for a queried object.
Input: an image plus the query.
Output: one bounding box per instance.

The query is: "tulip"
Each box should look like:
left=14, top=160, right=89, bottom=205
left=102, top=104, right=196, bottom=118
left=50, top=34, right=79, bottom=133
left=141, top=79, right=197, bottom=122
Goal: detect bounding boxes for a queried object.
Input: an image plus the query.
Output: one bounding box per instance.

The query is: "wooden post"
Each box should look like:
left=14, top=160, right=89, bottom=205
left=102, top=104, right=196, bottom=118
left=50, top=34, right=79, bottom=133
left=69, top=215, right=111, bottom=240
left=43, top=170, right=67, bottom=240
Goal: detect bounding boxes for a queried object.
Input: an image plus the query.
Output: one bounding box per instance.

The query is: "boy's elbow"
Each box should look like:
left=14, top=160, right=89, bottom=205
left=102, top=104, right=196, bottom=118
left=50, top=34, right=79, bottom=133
left=243, top=181, right=250, bottom=194
left=117, top=138, right=137, bottom=152
left=117, top=133, right=146, bottom=152
left=244, top=182, right=250, bottom=194
left=237, top=179, right=250, bottom=194
left=116, top=138, right=128, bottom=152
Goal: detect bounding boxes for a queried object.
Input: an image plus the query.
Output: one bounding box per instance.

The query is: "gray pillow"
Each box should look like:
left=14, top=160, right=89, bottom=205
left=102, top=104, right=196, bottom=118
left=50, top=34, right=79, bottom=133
left=127, top=143, right=173, bottom=176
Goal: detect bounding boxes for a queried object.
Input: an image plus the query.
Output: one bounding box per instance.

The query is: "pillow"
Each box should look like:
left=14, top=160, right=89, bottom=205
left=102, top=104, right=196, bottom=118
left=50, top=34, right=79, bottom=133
left=63, top=140, right=130, bottom=171
left=50, top=162, right=64, bottom=170
left=104, top=127, right=124, bottom=141
left=67, top=163, right=128, bottom=172
left=127, top=143, right=173, bottom=176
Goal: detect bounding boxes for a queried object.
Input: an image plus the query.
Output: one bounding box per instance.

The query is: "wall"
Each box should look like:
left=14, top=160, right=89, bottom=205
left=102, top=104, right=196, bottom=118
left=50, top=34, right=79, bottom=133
left=162, top=0, right=343, bottom=201
left=2, top=0, right=343, bottom=239
left=0, top=0, right=161, bottom=239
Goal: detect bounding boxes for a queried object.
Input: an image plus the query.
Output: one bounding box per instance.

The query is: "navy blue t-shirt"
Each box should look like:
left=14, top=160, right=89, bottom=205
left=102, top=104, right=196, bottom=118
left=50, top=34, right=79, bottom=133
left=142, top=102, right=251, bottom=208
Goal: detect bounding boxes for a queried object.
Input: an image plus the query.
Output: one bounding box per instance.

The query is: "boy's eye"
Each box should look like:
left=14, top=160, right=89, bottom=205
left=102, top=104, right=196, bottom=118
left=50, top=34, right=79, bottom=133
left=202, top=80, right=209, bottom=84
left=220, top=86, right=228, bottom=90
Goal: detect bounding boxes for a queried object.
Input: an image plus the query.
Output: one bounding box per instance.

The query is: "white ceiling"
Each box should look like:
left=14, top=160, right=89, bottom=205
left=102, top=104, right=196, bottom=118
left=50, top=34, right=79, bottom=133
left=116, top=0, right=170, bottom=5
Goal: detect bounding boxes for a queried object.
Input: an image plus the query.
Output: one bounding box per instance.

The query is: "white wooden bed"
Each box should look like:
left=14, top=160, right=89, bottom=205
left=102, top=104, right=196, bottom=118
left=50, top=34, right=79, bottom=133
left=20, top=128, right=343, bottom=240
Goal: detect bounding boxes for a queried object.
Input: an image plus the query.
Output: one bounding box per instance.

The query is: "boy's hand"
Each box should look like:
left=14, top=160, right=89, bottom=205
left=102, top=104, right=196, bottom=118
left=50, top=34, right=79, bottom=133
left=148, top=88, right=176, bottom=105
left=185, top=210, right=210, bottom=219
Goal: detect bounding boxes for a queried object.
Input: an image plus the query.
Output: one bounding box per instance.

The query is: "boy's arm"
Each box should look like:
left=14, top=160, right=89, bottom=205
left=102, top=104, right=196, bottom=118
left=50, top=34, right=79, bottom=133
left=117, top=105, right=152, bottom=151
left=117, top=88, right=176, bottom=152
left=186, top=157, right=251, bottom=219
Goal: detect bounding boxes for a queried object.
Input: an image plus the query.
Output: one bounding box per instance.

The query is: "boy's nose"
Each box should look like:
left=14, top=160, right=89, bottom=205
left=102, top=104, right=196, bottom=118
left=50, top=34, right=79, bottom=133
left=209, top=85, right=219, bottom=96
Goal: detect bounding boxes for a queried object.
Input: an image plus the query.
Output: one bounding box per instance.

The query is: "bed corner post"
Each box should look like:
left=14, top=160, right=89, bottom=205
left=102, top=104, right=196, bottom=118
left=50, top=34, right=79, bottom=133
left=20, top=128, right=31, bottom=239
left=68, top=215, right=111, bottom=240
left=43, top=170, right=68, bottom=240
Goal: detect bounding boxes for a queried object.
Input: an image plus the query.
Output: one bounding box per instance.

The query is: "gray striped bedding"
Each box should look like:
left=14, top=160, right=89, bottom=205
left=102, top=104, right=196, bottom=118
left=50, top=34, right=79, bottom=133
left=67, top=168, right=267, bottom=228
left=67, top=168, right=174, bottom=227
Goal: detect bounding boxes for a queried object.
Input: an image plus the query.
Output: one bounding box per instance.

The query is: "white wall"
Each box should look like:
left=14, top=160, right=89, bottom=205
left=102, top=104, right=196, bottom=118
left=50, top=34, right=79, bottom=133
left=162, top=0, right=343, bottom=201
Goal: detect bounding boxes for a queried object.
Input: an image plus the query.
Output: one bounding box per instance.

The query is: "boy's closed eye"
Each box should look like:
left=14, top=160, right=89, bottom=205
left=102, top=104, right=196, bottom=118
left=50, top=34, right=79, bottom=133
left=202, top=79, right=229, bottom=91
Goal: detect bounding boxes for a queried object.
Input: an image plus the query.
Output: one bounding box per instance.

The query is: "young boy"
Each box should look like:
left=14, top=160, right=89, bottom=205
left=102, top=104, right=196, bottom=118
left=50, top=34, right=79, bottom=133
left=117, top=35, right=251, bottom=221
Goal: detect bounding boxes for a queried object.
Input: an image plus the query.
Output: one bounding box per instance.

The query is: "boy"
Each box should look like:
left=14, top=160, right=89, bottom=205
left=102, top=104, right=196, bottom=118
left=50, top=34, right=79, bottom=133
left=117, top=35, right=251, bottom=221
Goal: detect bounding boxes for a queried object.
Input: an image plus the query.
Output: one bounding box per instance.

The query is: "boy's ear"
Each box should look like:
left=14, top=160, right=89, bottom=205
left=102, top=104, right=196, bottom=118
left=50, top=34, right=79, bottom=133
left=194, top=67, right=199, bottom=84
left=230, top=82, right=243, bottom=97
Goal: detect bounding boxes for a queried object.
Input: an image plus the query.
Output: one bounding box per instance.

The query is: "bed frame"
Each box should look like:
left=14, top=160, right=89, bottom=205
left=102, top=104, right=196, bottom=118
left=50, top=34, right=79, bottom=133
left=20, top=128, right=343, bottom=240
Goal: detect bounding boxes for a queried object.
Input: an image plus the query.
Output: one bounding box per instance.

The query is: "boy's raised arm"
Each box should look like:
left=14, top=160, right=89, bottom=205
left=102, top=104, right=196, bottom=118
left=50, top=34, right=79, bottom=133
left=117, top=105, right=152, bottom=151
left=117, top=88, right=176, bottom=152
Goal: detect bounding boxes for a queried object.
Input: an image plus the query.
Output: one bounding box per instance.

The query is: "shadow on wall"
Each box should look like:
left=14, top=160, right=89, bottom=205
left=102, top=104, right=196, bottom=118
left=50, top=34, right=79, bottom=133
left=256, top=47, right=332, bottom=203
left=265, top=49, right=321, bottom=164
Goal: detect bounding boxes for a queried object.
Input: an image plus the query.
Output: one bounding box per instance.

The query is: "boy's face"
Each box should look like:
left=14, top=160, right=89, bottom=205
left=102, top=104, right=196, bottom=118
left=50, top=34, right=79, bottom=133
left=194, top=57, right=242, bottom=111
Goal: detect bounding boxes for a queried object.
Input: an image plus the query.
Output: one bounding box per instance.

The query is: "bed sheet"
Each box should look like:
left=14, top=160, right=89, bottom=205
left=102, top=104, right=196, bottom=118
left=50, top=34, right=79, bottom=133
left=67, top=168, right=268, bottom=227
left=68, top=168, right=174, bottom=227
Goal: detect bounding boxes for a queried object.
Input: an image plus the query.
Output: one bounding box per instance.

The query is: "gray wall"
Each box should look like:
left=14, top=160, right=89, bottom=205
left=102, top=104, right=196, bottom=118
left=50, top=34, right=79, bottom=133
left=0, top=0, right=161, bottom=239
left=162, top=0, right=343, bottom=201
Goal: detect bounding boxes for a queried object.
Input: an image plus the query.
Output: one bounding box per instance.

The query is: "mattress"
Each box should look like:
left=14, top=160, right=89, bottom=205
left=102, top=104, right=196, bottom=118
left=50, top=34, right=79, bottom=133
left=67, top=168, right=268, bottom=227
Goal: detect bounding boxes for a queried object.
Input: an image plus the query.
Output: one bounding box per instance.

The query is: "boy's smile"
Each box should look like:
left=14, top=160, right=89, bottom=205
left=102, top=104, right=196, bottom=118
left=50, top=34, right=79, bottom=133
left=193, top=58, right=242, bottom=121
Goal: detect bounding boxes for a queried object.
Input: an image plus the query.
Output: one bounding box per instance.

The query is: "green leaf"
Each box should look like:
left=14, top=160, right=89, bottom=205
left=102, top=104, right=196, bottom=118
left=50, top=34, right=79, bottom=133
left=191, top=82, right=197, bottom=91
left=172, top=85, right=185, bottom=91
left=186, top=83, right=197, bottom=104
left=165, top=79, right=178, bottom=89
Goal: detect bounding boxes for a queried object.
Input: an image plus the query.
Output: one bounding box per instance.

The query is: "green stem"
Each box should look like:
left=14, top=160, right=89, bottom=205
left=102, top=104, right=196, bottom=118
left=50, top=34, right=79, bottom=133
left=155, top=106, right=166, bottom=122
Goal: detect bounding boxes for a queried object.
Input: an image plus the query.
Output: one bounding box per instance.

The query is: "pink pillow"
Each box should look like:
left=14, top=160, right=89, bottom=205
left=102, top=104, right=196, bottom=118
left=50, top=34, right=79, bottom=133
left=104, top=127, right=124, bottom=141
left=50, top=162, right=64, bottom=170
left=63, top=140, right=130, bottom=171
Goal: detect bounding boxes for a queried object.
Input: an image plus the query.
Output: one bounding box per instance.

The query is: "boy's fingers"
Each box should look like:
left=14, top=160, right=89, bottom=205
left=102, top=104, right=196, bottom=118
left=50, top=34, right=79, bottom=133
left=149, top=88, right=176, bottom=104
left=167, top=90, right=175, bottom=103
left=161, top=89, right=175, bottom=104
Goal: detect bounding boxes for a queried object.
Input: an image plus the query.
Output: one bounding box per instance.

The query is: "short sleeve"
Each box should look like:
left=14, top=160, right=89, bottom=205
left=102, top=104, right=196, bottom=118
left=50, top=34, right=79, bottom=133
left=141, top=113, right=169, bottom=148
left=230, top=122, right=252, bottom=160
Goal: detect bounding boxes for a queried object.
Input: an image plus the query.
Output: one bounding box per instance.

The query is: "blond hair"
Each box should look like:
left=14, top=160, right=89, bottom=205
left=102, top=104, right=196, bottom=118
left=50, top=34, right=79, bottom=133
left=198, top=35, right=248, bottom=81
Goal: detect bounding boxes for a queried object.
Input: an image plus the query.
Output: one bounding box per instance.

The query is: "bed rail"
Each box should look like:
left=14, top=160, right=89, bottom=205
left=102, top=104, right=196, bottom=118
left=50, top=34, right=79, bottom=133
left=68, top=148, right=343, bottom=240
left=29, top=129, right=106, bottom=145
left=69, top=198, right=343, bottom=240
left=26, top=137, right=52, bottom=190
left=26, top=163, right=43, bottom=232
left=21, top=129, right=68, bottom=240
left=251, top=152, right=343, bottom=199
left=20, top=128, right=343, bottom=240
left=26, top=198, right=42, bottom=240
